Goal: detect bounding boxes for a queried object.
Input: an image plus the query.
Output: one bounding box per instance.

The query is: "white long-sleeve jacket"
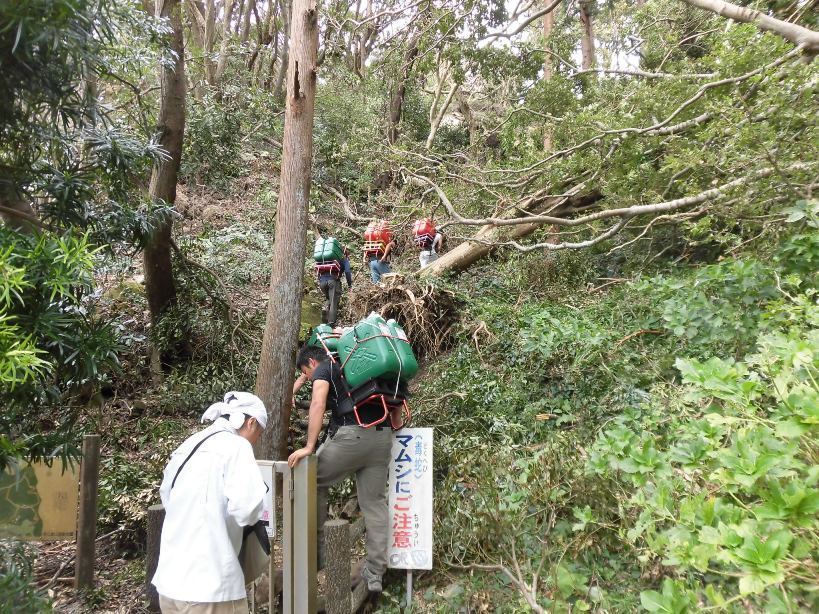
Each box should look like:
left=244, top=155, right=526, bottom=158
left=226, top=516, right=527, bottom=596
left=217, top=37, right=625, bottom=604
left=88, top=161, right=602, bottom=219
left=152, top=419, right=266, bottom=602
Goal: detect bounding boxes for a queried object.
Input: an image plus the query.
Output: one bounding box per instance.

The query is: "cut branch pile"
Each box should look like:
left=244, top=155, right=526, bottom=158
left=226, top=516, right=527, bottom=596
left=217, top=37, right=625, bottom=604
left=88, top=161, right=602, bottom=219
left=342, top=277, right=462, bottom=359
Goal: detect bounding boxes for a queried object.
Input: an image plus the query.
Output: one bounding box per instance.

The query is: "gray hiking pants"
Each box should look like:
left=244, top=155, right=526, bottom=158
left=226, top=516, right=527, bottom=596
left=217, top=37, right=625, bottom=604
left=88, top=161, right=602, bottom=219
left=319, top=276, right=342, bottom=326
left=316, top=425, right=392, bottom=579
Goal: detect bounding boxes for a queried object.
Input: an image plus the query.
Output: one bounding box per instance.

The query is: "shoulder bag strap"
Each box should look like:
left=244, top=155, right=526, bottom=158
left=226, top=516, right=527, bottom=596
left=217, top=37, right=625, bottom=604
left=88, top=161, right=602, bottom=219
left=170, top=430, right=228, bottom=490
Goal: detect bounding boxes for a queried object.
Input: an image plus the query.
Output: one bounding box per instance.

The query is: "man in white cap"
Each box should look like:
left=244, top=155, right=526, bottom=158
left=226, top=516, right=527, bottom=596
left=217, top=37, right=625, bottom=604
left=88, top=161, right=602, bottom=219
left=152, top=391, right=268, bottom=613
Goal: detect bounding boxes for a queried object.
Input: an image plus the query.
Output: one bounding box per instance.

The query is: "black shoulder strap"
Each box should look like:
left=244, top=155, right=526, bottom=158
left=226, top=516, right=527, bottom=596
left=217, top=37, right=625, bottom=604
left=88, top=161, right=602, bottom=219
left=171, top=430, right=228, bottom=490
left=330, top=361, right=355, bottom=419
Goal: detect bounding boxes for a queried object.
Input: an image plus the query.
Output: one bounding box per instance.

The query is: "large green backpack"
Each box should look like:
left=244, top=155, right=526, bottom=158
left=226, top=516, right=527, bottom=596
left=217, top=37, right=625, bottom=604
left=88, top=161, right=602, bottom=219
left=336, top=313, right=419, bottom=390
left=313, top=237, right=344, bottom=263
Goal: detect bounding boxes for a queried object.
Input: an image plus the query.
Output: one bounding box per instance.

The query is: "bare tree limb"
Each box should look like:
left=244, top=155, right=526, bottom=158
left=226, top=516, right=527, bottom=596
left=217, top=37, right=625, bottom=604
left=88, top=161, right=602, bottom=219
left=572, top=66, right=717, bottom=79
left=679, top=0, right=819, bottom=58
left=451, top=562, right=546, bottom=614
left=415, top=163, right=811, bottom=230
left=476, top=49, right=798, bottom=182
left=481, top=0, right=562, bottom=42
left=320, top=184, right=374, bottom=222
left=0, top=203, right=49, bottom=232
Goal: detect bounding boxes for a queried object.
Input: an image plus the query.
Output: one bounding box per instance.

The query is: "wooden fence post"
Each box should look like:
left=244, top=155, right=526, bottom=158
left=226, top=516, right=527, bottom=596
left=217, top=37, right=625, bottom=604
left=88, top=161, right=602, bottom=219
left=146, top=504, right=166, bottom=611
left=324, top=519, right=351, bottom=614
left=74, top=434, right=100, bottom=589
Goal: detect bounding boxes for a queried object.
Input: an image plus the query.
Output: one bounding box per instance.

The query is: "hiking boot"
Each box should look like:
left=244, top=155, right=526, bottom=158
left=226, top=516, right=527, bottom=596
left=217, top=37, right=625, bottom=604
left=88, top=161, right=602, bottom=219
left=360, top=565, right=382, bottom=593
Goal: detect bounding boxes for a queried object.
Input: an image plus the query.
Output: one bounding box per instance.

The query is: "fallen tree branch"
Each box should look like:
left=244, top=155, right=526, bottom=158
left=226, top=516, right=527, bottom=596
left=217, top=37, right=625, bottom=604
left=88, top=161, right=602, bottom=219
left=41, top=527, right=125, bottom=591
left=468, top=218, right=630, bottom=252
left=679, top=0, right=819, bottom=58
left=476, top=49, right=799, bottom=181
left=572, top=66, right=717, bottom=79
left=451, top=562, right=545, bottom=614
left=615, top=329, right=662, bottom=346
left=320, top=184, right=374, bottom=222
left=416, top=163, right=811, bottom=229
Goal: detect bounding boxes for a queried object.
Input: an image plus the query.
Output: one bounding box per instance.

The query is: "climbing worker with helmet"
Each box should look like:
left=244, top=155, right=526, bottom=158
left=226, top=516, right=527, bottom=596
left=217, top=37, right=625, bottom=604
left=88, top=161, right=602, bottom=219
left=288, top=345, right=392, bottom=594
left=313, top=229, right=352, bottom=327
left=152, top=392, right=268, bottom=614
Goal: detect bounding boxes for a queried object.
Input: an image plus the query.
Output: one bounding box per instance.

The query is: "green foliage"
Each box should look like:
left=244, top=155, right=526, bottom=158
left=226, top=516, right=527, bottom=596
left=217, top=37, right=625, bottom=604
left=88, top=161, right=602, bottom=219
left=147, top=242, right=264, bottom=413
left=0, top=229, right=122, bottom=470
left=1, top=0, right=169, bottom=246
left=419, top=219, right=818, bottom=609
left=314, top=75, right=384, bottom=190
left=0, top=540, right=51, bottom=612
left=1, top=0, right=111, bottom=166
left=187, top=223, right=273, bottom=286
left=97, top=417, right=187, bottom=532
left=181, top=95, right=244, bottom=187
left=0, top=0, right=167, bottom=472
left=646, top=260, right=778, bottom=354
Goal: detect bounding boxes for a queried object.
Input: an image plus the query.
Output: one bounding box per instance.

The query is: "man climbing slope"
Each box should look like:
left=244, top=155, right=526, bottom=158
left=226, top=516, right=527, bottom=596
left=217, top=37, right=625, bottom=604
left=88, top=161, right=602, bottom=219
left=152, top=392, right=268, bottom=613
left=362, top=220, right=398, bottom=284
left=288, top=345, right=391, bottom=594
left=315, top=229, right=352, bottom=326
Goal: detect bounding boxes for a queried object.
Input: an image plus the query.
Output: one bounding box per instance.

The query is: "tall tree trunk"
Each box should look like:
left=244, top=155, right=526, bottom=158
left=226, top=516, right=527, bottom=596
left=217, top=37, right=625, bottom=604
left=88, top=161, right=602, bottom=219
left=240, top=0, right=255, bottom=43
left=425, top=83, right=459, bottom=149
left=272, top=0, right=291, bottom=97
left=456, top=91, right=477, bottom=147
left=255, top=0, right=318, bottom=461
left=203, top=0, right=218, bottom=85
left=579, top=0, right=595, bottom=70
left=214, top=0, right=237, bottom=85
left=234, top=0, right=246, bottom=35
left=144, top=0, right=186, bottom=324
left=542, top=1, right=556, bottom=150
left=248, top=0, right=275, bottom=73
left=386, top=32, right=421, bottom=145
left=185, top=1, right=207, bottom=98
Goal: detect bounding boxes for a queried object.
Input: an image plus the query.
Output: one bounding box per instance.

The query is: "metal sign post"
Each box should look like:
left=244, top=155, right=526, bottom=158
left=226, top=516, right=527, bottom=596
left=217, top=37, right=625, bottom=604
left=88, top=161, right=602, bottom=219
left=406, top=570, right=413, bottom=610
left=282, top=456, right=316, bottom=613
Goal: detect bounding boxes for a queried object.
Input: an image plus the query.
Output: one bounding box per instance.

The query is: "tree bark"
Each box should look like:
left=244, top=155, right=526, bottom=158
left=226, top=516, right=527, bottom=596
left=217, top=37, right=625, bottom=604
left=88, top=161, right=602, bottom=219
left=240, top=0, right=255, bottom=43
left=387, top=31, right=422, bottom=145
left=272, top=0, right=292, bottom=97
left=203, top=0, right=218, bottom=84
left=425, top=82, right=459, bottom=149
left=679, top=0, right=819, bottom=57
left=255, top=0, right=318, bottom=461
left=579, top=0, right=595, bottom=70
left=542, top=1, right=557, bottom=150
left=214, top=0, right=237, bottom=85
left=0, top=182, right=39, bottom=234
left=144, top=0, right=186, bottom=324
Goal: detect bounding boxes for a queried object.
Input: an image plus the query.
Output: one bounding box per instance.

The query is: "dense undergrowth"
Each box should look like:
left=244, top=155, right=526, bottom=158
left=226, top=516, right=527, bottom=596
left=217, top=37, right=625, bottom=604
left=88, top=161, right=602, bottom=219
left=411, top=201, right=818, bottom=611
